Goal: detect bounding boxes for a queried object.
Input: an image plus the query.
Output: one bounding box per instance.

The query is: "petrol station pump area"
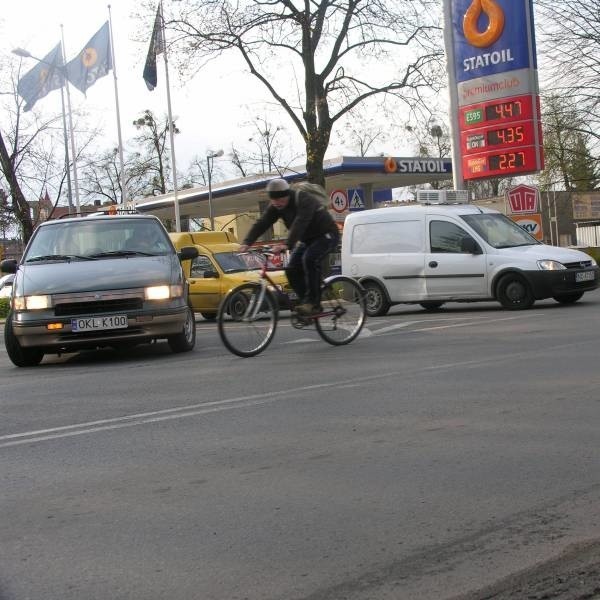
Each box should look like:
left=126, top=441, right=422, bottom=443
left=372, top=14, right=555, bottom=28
left=133, top=154, right=455, bottom=243
left=136, top=0, right=546, bottom=245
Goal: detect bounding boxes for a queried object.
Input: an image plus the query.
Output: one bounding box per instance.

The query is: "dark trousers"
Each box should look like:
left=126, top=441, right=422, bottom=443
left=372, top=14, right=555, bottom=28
left=285, top=232, right=339, bottom=305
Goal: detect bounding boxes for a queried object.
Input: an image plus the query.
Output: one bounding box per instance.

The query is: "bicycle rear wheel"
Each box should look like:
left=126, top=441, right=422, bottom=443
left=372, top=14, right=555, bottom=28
left=315, top=276, right=366, bottom=346
left=217, top=283, right=278, bottom=357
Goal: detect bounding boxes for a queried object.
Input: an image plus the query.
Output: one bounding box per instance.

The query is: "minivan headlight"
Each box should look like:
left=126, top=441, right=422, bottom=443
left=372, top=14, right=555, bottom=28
left=145, top=285, right=183, bottom=300
left=537, top=260, right=566, bottom=271
left=14, top=295, right=53, bottom=310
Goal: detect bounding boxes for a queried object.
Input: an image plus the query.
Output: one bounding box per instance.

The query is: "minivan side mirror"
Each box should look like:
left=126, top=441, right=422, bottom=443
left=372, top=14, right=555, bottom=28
left=178, top=246, right=199, bottom=261
left=0, top=259, right=18, bottom=274
left=461, top=237, right=482, bottom=254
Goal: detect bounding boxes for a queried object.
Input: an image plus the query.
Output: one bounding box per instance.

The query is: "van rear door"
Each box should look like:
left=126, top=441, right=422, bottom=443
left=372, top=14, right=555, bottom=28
left=425, top=217, right=488, bottom=299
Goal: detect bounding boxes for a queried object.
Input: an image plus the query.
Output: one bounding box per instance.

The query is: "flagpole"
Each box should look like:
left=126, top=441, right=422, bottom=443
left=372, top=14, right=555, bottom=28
left=59, top=85, right=74, bottom=215
left=159, top=1, right=181, bottom=232
left=107, top=5, right=128, bottom=206
left=60, top=25, right=81, bottom=215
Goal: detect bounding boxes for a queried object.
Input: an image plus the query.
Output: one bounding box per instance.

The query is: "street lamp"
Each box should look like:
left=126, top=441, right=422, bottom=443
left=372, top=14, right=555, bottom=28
left=206, top=149, right=223, bottom=230
left=12, top=47, right=34, bottom=59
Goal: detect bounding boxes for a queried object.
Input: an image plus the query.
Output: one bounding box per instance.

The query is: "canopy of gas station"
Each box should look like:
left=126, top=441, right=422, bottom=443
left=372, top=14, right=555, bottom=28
left=134, top=155, right=453, bottom=221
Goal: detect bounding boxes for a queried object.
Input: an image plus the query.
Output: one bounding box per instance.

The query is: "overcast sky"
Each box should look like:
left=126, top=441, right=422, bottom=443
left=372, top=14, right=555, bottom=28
left=1, top=0, right=332, bottom=176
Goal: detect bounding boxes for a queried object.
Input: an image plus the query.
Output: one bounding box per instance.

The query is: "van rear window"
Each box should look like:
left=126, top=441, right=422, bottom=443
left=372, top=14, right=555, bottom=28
left=351, top=221, right=422, bottom=254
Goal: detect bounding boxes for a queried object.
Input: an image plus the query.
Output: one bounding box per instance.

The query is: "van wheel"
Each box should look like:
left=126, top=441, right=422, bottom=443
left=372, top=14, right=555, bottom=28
left=420, top=301, right=445, bottom=311
left=496, top=274, right=534, bottom=310
left=168, top=306, right=196, bottom=353
left=553, top=292, right=584, bottom=304
left=200, top=312, right=217, bottom=320
left=363, top=281, right=390, bottom=317
left=4, top=313, right=44, bottom=367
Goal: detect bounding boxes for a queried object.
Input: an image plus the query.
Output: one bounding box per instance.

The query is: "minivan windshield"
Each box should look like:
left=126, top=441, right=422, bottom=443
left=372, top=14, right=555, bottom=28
left=24, top=218, right=172, bottom=263
left=460, top=213, right=540, bottom=249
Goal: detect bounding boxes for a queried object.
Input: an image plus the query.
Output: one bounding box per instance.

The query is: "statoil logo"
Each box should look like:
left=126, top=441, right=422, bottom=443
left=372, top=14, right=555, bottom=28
left=461, top=0, right=514, bottom=73
left=463, top=0, right=505, bottom=48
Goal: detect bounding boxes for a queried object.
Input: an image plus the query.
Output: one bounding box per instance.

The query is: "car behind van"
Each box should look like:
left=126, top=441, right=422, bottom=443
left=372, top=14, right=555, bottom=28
left=342, top=204, right=599, bottom=316
left=170, top=231, right=294, bottom=320
left=1, top=214, right=198, bottom=367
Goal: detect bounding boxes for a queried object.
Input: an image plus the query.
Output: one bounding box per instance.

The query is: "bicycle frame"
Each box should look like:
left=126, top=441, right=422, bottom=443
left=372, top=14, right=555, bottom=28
left=238, top=251, right=281, bottom=320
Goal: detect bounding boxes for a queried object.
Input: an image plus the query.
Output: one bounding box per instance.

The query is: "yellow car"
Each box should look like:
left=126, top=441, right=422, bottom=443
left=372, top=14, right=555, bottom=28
left=170, top=231, right=294, bottom=320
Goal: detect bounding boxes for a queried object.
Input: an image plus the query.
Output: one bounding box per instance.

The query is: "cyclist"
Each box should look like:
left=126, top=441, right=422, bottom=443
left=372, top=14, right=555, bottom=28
left=239, top=178, right=339, bottom=316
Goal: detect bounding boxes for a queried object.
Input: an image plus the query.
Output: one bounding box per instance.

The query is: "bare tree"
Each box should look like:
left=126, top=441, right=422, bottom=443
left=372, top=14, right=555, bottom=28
left=166, top=0, right=443, bottom=185
left=334, top=104, right=389, bottom=157
left=80, top=147, right=151, bottom=205
left=132, top=109, right=179, bottom=196
left=538, top=94, right=599, bottom=192
left=0, top=63, right=68, bottom=242
left=229, top=115, right=301, bottom=177
left=536, top=0, right=600, bottom=150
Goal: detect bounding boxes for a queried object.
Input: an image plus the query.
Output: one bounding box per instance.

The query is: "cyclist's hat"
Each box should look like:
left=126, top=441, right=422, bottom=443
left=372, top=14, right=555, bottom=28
left=266, top=178, right=290, bottom=199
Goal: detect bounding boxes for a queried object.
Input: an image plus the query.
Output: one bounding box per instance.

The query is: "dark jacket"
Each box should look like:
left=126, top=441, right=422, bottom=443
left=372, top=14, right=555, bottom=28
left=243, top=189, right=338, bottom=248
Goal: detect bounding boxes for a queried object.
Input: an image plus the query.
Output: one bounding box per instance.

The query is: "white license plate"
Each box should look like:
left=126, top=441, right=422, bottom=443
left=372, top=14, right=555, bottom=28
left=575, top=271, right=595, bottom=282
left=71, top=315, right=128, bottom=332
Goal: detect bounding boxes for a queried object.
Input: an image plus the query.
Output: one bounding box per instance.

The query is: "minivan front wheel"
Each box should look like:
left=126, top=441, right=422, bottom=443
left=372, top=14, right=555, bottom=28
left=168, top=306, right=196, bottom=353
left=4, top=313, right=44, bottom=367
left=496, top=274, right=534, bottom=310
left=363, top=281, right=391, bottom=317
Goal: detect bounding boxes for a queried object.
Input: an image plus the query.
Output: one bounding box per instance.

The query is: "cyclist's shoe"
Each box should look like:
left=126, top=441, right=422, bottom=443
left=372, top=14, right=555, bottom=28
left=295, top=302, right=322, bottom=316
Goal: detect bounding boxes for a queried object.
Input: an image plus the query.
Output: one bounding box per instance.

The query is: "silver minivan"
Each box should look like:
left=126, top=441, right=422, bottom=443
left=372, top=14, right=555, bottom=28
left=342, top=204, right=599, bottom=316
left=1, top=214, right=198, bottom=366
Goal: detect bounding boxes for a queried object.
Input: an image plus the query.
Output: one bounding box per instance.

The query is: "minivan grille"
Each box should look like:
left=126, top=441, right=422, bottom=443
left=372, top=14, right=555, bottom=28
left=55, top=298, right=143, bottom=316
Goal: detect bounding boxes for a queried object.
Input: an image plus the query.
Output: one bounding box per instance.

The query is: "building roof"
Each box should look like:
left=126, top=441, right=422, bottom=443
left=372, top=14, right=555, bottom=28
left=134, top=155, right=453, bottom=220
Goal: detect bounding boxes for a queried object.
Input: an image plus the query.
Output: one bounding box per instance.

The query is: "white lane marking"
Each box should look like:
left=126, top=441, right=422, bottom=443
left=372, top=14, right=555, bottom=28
left=370, top=322, right=416, bottom=334
left=2, top=334, right=594, bottom=449
left=414, top=313, right=544, bottom=332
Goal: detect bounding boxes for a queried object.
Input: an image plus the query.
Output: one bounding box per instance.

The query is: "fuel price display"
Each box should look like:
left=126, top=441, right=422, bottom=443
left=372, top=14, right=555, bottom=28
left=458, top=94, right=543, bottom=180
left=484, top=100, right=523, bottom=122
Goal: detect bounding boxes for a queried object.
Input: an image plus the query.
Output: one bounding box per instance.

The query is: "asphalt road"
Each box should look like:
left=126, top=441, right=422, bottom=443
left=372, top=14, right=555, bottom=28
left=2, top=293, right=600, bottom=600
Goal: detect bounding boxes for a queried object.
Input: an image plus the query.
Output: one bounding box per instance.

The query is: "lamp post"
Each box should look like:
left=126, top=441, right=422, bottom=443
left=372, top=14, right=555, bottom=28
left=12, top=47, right=76, bottom=215
left=206, top=149, right=223, bottom=230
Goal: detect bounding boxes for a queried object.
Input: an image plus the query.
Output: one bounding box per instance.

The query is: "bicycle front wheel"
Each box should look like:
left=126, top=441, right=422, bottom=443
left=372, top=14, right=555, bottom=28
left=315, top=276, right=366, bottom=346
left=217, top=283, right=278, bottom=357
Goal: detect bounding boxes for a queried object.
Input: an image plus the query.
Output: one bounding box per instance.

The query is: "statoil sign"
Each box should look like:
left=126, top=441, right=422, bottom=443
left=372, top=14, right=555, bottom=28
left=451, top=0, right=536, bottom=87
left=444, top=0, right=543, bottom=181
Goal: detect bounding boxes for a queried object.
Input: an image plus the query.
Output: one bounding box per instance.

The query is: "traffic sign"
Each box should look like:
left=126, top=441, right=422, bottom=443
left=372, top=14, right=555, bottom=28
left=330, top=189, right=348, bottom=213
left=348, top=188, right=365, bottom=211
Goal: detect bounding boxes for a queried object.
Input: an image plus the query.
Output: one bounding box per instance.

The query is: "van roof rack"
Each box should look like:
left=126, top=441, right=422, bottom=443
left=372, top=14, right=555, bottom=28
left=416, top=189, right=470, bottom=205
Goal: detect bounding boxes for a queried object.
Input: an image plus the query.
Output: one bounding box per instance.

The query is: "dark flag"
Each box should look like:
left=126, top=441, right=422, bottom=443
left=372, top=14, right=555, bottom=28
left=66, top=21, right=113, bottom=95
left=17, top=43, right=64, bottom=112
left=143, top=5, right=164, bottom=91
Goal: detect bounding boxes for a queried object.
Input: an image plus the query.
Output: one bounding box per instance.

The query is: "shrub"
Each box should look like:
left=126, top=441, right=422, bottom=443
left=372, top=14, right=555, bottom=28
left=0, top=298, right=9, bottom=319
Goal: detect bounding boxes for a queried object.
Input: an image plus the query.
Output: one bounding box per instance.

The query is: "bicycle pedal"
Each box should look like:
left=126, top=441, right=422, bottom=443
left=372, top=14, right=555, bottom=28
left=291, top=314, right=312, bottom=329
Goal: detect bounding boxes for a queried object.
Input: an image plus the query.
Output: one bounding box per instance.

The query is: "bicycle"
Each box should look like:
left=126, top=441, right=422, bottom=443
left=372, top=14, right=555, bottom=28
left=217, top=248, right=367, bottom=357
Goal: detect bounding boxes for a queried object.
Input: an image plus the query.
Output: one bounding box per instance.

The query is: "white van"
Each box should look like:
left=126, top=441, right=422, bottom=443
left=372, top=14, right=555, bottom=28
left=341, top=203, right=599, bottom=316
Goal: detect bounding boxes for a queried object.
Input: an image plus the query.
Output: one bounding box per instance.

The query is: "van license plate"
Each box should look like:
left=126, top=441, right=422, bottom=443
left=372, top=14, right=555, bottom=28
left=575, top=271, right=595, bottom=283
left=71, top=315, right=128, bottom=332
